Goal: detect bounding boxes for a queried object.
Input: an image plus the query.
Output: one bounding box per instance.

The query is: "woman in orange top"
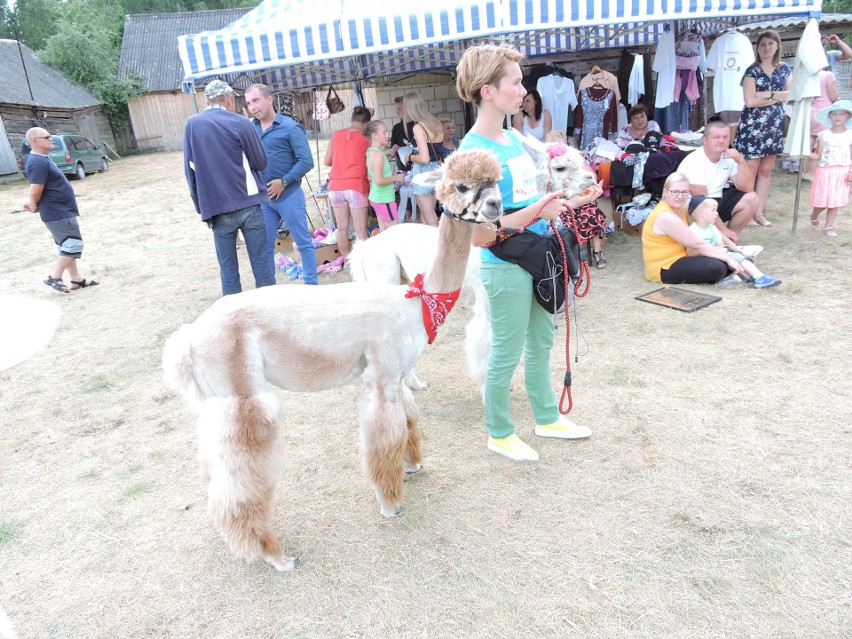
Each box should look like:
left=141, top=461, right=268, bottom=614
left=324, top=106, right=372, bottom=257
left=642, top=172, right=742, bottom=285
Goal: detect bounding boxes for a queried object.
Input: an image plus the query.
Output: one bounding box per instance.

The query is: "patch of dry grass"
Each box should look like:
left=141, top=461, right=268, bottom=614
left=0, top=153, right=850, bottom=638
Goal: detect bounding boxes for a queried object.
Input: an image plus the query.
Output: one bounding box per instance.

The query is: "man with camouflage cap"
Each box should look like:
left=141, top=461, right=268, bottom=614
left=183, top=79, right=275, bottom=295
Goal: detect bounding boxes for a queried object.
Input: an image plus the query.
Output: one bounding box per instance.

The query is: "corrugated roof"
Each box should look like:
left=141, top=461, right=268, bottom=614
left=737, top=12, right=852, bottom=33
left=0, top=39, right=101, bottom=108
left=119, top=9, right=250, bottom=93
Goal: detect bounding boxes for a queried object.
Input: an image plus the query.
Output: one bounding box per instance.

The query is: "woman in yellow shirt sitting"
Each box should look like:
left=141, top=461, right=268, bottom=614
left=642, top=172, right=743, bottom=285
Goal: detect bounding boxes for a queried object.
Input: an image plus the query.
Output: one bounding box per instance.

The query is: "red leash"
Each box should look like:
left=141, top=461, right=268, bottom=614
left=551, top=205, right=592, bottom=414
left=485, top=194, right=593, bottom=415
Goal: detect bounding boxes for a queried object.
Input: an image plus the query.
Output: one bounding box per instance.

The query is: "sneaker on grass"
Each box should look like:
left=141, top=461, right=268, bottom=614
left=487, top=434, right=539, bottom=461
left=753, top=274, right=781, bottom=288
left=715, top=274, right=744, bottom=289
left=535, top=416, right=592, bottom=440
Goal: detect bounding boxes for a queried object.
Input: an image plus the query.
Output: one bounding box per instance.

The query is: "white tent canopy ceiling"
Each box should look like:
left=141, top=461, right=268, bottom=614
left=178, top=0, right=823, bottom=94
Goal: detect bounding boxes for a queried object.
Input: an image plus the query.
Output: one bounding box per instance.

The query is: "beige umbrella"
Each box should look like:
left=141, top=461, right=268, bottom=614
left=783, top=18, right=828, bottom=232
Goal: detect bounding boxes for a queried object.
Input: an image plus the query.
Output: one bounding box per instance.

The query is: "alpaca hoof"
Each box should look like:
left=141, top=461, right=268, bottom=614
left=266, top=554, right=299, bottom=572
left=406, top=373, right=428, bottom=391
left=404, top=462, right=422, bottom=475
left=380, top=504, right=402, bottom=518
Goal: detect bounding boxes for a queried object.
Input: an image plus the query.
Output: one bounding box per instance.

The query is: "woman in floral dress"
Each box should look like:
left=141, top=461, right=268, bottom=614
left=732, top=29, right=792, bottom=227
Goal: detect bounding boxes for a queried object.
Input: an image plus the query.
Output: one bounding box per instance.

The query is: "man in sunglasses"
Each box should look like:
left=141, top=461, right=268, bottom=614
left=23, top=127, right=99, bottom=294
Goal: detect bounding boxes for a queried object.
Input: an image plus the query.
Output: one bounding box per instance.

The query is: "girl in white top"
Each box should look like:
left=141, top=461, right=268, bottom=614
left=511, top=90, right=552, bottom=142
left=808, top=100, right=852, bottom=237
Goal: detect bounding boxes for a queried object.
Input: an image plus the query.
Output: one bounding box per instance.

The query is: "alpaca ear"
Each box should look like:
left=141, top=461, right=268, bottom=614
left=411, top=167, right=444, bottom=190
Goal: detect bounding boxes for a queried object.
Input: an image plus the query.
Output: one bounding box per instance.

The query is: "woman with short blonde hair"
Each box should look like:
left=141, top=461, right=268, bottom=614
left=456, top=44, right=602, bottom=462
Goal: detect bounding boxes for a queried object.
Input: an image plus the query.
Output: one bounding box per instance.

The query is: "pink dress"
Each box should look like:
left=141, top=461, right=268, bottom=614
left=809, top=128, right=852, bottom=209
left=809, top=71, right=837, bottom=136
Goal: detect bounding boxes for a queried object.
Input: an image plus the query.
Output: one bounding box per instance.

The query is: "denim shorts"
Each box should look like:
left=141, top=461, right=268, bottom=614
left=410, top=161, right=441, bottom=196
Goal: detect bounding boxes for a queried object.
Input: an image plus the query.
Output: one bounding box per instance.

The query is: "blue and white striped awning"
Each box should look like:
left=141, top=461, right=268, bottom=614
left=178, top=0, right=823, bottom=92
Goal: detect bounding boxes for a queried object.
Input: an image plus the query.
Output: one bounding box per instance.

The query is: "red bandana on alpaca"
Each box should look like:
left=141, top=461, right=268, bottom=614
left=404, top=273, right=460, bottom=344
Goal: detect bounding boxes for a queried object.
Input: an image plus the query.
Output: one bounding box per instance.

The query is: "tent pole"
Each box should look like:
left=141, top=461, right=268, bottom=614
left=791, top=165, right=803, bottom=234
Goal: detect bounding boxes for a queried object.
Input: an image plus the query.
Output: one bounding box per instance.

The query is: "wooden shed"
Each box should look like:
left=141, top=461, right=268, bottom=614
left=0, top=39, right=115, bottom=180
left=118, top=9, right=249, bottom=153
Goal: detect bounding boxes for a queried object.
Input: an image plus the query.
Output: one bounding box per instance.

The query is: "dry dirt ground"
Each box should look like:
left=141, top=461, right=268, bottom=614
left=0, top=151, right=850, bottom=638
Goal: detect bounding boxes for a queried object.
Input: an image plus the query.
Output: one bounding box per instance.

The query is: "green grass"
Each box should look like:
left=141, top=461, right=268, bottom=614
left=0, top=520, right=19, bottom=543
left=118, top=482, right=154, bottom=505
left=82, top=376, right=113, bottom=393
left=117, top=463, right=142, bottom=479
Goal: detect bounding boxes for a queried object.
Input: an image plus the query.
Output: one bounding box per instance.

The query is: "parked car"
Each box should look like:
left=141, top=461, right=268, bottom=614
left=19, top=133, right=109, bottom=180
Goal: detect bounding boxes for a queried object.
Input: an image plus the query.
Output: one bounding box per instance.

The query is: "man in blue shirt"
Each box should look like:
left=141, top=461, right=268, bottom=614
left=183, top=80, right=275, bottom=296
left=822, top=33, right=852, bottom=75
left=245, top=83, right=318, bottom=284
left=23, top=127, right=99, bottom=293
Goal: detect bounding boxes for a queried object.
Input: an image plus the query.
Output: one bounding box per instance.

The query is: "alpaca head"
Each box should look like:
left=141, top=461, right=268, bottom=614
left=413, top=150, right=503, bottom=224
left=545, top=143, right=598, bottom=197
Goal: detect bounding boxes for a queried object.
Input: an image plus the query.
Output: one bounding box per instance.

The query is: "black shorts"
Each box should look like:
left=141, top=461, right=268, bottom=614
left=713, top=186, right=747, bottom=223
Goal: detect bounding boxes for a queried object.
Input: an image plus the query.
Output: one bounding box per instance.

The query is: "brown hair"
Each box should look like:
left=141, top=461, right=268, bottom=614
left=754, top=29, right=783, bottom=67
left=351, top=106, right=372, bottom=125
left=455, top=44, right=524, bottom=105
left=628, top=104, right=649, bottom=120
left=246, top=83, right=272, bottom=98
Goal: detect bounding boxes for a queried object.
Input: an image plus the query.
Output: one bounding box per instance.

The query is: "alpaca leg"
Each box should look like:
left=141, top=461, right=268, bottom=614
left=400, top=383, right=423, bottom=474
left=359, top=382, right=407, bottom=518
left=199, top=394, right=298, bottom=572
left=404, top=370, right=428, bottom=391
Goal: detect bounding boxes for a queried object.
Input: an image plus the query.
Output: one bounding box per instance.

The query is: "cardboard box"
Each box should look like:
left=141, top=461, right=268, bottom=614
left=275, top=232, right=294, bottom=254
left=314, top=243, right=341, bottom=265
left=614, top=210, right=644, bottom=236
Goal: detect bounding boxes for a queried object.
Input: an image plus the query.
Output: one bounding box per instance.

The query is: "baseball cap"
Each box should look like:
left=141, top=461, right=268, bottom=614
left=204, top=80, right=236, bottom=100
left=688, top=194, right=709, bottom=214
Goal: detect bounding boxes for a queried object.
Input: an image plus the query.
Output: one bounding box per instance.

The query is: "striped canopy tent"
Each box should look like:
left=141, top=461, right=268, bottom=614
left=178, top=0, right=823, bottom=93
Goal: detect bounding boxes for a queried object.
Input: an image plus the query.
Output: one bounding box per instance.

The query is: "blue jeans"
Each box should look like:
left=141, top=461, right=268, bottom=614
left=211, top=204, right=275, bottom=296
left=261, top=187, right=317, bottom=285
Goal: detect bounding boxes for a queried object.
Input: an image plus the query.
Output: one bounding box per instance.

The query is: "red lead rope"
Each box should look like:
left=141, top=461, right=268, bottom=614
left=485, top=195, right=593, bottom=415
left=551, top=206, right=592, bottom=415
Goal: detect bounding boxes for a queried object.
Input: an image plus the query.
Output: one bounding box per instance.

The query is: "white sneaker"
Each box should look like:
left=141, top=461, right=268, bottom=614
left=535, top=416, right=592, bottom=440
left=487, top=434, right=539, bottom=461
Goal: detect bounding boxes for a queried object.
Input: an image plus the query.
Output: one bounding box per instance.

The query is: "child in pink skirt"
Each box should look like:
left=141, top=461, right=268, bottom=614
left=809, top=99, right=852, bottom=237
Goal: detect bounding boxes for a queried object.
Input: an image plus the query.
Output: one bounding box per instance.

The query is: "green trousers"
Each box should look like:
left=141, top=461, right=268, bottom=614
left=480, top=262, right=559, bottom=439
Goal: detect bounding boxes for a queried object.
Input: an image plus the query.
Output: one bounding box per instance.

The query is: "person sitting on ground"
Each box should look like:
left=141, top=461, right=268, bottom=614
left=676, top=119, right=758, bottom=244
left=511, top=89, right=552, bottom=142
left=614, top=104, right=661, bottom=150
left=642, top=172, right=744, bottom=286
left=687, top=195, right=781, bottom=288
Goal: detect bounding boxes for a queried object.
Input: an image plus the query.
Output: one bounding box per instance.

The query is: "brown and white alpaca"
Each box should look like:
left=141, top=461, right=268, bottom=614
left=350, top=135, right=597, bottom=392
left=161, top=150, right=502, bottom=572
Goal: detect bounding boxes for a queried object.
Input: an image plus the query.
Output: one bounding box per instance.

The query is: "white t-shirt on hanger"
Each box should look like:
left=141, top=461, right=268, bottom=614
left=653, top=27, right=677, bottom=108
left=537, top=74, right=578, bottom=135
left=628, top=54, right=645, bottom=106
left=706, top=31, right=753, bottom=112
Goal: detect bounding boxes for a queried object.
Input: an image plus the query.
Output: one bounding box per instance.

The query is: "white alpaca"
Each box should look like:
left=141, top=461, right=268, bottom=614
left=350, top=136, right=597, bottom=392
left=161, top=151, right=503, bottom=572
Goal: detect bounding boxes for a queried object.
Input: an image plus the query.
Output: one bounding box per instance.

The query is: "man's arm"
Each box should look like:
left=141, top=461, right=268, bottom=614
left=183, top=124, right=201, bottom=215
left=24, top=183, right=44, bottom=212
left=724, top=148, right=755, bottom=193
left=829, top=34, right=852, bottom=61
left=282, top=123, right=315, bottom=185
